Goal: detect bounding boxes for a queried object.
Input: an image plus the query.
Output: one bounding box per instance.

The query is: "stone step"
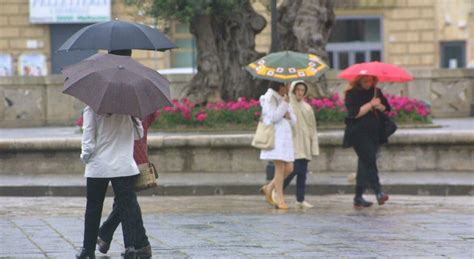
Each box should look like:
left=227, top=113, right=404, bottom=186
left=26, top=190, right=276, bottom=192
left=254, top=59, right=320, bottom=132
left=1, top=171, right=473, bottom=196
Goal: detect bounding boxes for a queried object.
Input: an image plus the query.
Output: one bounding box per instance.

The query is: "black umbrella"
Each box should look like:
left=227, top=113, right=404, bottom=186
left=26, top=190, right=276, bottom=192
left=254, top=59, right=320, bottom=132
left=57, top=20, right=177, bottom=52
left=62, top=53, right=173, bottom=119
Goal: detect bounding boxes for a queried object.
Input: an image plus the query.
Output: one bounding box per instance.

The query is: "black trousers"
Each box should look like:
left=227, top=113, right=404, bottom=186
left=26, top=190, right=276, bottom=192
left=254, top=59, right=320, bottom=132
left=98, top=196, right=149, bottom=248
left=352, top=133, right=382, bottom=197
left=283, top=159, right=309, bottom=202
left=83, top=175, right=147, bottom=251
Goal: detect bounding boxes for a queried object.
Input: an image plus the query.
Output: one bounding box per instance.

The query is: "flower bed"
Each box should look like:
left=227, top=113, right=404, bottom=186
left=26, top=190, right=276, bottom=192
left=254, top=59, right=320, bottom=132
left=150, top=94, right=432, bottom=131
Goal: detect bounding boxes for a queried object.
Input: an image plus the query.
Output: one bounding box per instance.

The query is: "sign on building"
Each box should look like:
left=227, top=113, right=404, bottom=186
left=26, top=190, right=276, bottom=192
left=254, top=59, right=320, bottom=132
left=29, top=0, right=111, bottom=24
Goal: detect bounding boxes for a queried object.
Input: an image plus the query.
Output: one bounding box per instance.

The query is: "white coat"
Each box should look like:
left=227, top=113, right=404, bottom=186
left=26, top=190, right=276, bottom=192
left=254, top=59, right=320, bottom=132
left=259, top=88, right=297, bottom=162
left=80, top=106, right=143, bottom=178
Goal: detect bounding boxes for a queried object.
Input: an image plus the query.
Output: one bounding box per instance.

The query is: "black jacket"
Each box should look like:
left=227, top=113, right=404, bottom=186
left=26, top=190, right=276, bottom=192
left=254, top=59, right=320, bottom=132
left=343, top=87, right=391, bottom=148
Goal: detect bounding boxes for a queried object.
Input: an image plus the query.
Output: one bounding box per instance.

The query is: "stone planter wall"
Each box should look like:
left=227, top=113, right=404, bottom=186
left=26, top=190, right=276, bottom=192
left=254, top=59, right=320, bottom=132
left=1, top=131, right=472, bottom=175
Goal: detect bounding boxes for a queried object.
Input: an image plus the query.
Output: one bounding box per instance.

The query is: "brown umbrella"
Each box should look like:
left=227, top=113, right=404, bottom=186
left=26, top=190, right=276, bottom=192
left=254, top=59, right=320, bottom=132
left=62, top=53, right=172, bottom=119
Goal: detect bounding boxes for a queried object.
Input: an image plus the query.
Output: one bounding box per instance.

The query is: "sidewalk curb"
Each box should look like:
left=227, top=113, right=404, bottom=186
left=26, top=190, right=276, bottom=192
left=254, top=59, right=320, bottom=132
left=1, top=184, right=473, bottom=196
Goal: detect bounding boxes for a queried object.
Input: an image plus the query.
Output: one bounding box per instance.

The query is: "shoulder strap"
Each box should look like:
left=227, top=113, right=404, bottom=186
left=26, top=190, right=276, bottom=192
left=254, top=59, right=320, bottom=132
left=131, top=116, right=142, bottom=139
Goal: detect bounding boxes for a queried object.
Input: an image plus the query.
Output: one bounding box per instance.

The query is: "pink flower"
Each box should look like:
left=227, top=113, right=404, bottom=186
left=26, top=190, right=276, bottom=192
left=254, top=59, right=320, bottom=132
left=416, top=107, right=428, bottom=116
left=310, top=99, right=323, bottom=109
left=182, top=111, right=192, bottom=120
left=196, top=112, right=207, bottom=122
left=387, top=111, right=397, bottom=118
left=163, top=106, right=175, bottom=113
left=254, top=111, right=261, bottom=117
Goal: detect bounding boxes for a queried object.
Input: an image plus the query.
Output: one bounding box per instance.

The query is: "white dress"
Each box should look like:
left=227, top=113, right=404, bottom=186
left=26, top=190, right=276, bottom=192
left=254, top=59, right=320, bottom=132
left=259, top=88, right=297, bottom=162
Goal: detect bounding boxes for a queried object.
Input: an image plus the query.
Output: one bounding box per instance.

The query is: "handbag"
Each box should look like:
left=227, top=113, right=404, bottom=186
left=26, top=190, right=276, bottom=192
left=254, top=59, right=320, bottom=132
left=251, top=95, right=278, bottom=150
left=383, top=113, right=397, bottom=138
left=134, top=163, right=159, bottom=191
left=251, top=121, right=275, bottom=150
left=373, top=89, right=397, bottom=139
left=131, top=117, right=158, bottom=191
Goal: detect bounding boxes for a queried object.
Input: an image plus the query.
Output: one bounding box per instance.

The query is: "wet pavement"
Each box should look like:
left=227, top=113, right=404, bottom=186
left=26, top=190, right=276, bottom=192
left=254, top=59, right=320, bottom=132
left=0, top=195, right=473, bottom=258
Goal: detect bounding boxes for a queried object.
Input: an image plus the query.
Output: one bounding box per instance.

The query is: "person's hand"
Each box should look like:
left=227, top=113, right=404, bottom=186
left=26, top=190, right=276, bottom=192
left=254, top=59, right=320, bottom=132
left=80, top=153, right=90, bottom=164
left=284, top=112, right=290, bottom=119
left=370, top=98, right=381, bottom=107
left=374, top=104, right=386, bottom=111
left=283, top=95, right=289, bottom=103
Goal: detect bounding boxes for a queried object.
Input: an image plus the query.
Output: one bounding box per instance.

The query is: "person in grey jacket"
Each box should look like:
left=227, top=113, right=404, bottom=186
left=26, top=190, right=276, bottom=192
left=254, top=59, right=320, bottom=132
left=76, top=106, right=146, bottom=259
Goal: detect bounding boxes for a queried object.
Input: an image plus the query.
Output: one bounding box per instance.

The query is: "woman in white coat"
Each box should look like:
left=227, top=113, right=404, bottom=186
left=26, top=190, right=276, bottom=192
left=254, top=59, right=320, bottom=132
left=259, top=81, right=297, bottom=210
left=76, top=106, right=146, bottom=259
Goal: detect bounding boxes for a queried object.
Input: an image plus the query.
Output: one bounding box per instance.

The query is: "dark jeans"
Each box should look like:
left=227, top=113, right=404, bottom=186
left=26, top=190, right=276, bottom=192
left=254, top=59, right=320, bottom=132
left=283, top=159, right=309, bottom=202
left=98, top=196, right=149, bottom=248
left=83, top=175, right=147, bottom=251
left=352, top=134, right=382, bottom=197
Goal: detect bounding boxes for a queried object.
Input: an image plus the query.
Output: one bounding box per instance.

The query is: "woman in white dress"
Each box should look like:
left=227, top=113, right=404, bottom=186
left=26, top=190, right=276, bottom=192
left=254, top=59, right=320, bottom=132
left=259, top=81, right=297, bottom=209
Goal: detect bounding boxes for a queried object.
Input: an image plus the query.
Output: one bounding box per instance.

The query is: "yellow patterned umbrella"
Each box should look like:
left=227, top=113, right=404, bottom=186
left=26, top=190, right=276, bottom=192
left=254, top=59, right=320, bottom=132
left=245, top=51, right=329, bottom=83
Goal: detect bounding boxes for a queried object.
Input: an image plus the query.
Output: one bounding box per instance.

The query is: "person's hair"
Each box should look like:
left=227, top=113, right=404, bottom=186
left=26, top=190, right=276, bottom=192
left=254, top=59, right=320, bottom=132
left=344, top=75, right=378, bottom=98
left=108, top=49, right=132, bottom=56
left=268, top=81, right=285, bottom=92
left=293, top=82, right=308, bottom=95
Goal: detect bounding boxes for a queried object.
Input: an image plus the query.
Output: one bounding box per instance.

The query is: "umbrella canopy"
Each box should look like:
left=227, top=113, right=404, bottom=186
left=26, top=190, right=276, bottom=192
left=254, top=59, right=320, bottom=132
left=57, top=20, right=177, bottom=52
left=245, top=51, right=329, bottom=83
left=338, top=61, right=413, bottom=82
left=62, top=53, right=172, bottom=119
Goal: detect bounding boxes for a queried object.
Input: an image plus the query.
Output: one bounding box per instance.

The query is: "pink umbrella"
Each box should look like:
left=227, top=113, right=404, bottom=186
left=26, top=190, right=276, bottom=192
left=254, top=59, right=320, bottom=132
left=338, top=61, right=413, bottom=82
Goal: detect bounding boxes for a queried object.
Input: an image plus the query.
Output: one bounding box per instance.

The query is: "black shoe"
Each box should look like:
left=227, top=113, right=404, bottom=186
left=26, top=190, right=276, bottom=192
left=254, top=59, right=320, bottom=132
left=136, top=244, right=152, bottom=258
left=353, top=197, right=373, bottom=208
left=76, top=248, right=95, bottom=259
left=122, top=247, right=137, bottom=259
left=376, top=192, right=389, bottom=205
left=97, top=236, right=110, bottom=254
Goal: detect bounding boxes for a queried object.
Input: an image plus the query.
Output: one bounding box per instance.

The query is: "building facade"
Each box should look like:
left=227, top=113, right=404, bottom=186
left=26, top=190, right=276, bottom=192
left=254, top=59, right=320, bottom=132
left=0, top=0, right=473, bottom=75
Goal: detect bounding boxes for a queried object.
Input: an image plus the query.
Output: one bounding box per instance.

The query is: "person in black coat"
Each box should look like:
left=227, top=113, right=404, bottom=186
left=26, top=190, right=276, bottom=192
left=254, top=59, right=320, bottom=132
left=343, top=75, right=391, bottom=208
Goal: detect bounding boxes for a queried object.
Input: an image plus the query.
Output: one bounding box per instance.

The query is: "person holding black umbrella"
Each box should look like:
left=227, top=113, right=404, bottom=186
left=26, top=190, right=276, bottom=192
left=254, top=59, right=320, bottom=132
left=59, top=20, right=176, bottom=259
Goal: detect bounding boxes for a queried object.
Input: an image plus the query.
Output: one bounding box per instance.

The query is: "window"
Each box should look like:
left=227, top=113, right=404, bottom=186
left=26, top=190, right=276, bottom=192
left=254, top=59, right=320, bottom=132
left=170, top=23, right=197, bottom=69
left=440, top=41, right=466, bottom=68
left=327, top=17, right=383, bottom=69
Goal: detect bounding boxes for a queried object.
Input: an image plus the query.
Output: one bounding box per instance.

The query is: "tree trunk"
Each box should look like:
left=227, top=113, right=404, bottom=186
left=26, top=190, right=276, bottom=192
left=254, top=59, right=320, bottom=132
left=182, top=15, right=222, bottom=102
left=278, top=0, right=335, bottom=97
left=181, top=1, right=267, bottom=102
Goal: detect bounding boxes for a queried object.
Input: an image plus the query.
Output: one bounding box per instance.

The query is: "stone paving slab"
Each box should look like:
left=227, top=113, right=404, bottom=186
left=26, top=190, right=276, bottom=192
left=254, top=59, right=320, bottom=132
left=1, top=171, right=473, bottom=196
left=0, top=195, right=473, bottom=258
